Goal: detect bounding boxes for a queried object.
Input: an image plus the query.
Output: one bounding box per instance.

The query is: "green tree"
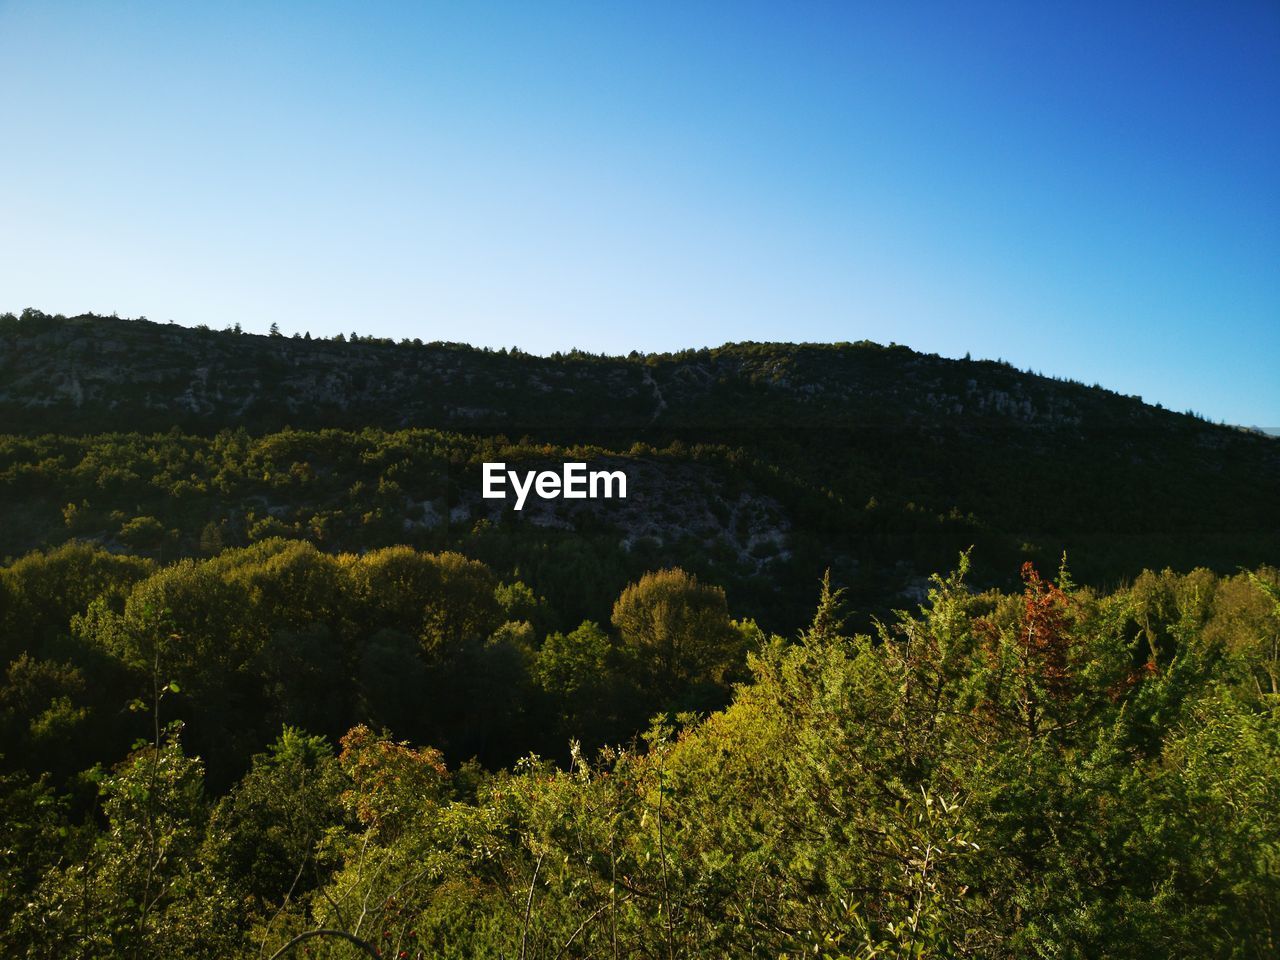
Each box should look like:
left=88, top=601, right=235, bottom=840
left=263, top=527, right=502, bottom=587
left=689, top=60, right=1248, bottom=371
left=119, top=515, right=167, bottom=550
left=611, top=567, right=744, bottom=698
left=202, top=727, right=348, bottom=914
left=26, top=727, right=240, bottom=959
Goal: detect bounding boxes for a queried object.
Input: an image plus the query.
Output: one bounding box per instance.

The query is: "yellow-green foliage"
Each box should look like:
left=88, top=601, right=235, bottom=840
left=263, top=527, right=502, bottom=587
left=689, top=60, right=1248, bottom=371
left=1, top=554, right=1278, bottom=958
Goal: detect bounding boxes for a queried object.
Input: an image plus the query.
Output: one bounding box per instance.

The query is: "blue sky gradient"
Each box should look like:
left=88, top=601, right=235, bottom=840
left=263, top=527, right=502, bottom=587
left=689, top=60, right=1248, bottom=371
left=1, top=1, right=1276, bottom=424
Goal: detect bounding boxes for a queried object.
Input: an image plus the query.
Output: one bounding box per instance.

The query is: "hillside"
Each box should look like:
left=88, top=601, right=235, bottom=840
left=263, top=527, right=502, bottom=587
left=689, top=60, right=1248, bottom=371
left=4, top=310, right=1267, bottom=448
left=2, top=310, right=1278, bottom=957
left=2, top=310, right=1276, bottom=613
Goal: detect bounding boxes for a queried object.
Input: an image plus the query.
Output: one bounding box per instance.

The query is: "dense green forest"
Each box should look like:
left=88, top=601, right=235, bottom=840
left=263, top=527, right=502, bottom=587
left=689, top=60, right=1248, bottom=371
left=1, top=544, right=1277, bottom=957
left=0, top=312, right=1277, bottom=956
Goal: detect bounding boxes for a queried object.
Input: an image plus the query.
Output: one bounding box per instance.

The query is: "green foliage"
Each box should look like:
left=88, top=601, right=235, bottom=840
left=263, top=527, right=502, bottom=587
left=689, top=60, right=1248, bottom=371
left=3, top=314, right=1278, bottom=954
left=118, top=515, right=167, bottom=549
left=347, top=547, right=501, bottom=659
left=21, top=725, right=241, bottom=959
left=0, top=529, right=1278, bottom=955
left=534, top=620, right=642, bottom=747
left=0, top=541, right=152, bottom=662
left=611, top=567, right=749, bottom=701
left=0, top=769, right=73, bottom=950
left=0, top=654, right=91, bottom=776
left=204, top=559, right=1274, bottom=958
left=202, top=726, right=348, bottom=911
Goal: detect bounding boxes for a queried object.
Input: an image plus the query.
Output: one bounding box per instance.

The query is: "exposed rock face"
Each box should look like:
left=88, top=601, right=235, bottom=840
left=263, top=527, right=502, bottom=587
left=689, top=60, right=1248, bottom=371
left=448, top=457, right=793, bottom=574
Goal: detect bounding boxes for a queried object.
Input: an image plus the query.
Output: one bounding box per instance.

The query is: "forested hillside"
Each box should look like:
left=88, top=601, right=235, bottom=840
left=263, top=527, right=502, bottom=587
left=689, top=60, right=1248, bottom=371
left=0, top=309, right=1277, bottom=957
left=3, top=309, right=1278, bottom=604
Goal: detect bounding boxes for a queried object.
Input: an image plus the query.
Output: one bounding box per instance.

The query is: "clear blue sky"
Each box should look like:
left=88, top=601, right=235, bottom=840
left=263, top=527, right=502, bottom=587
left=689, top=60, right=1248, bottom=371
left=1, top=2, right=1276, bottom=425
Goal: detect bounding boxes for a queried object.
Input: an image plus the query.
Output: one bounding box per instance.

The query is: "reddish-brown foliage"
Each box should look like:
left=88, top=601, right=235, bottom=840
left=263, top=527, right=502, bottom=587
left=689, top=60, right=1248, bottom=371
left=1018, top=562, right=1073, bottom=706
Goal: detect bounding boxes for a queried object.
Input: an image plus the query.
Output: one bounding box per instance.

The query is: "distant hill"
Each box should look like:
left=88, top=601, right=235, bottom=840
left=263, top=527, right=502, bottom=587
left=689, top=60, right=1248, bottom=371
left=2, top=309, right=1276, bottom=626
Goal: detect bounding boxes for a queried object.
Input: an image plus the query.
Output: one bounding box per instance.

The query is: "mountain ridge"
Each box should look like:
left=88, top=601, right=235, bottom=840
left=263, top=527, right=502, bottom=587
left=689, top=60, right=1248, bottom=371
left=2, top=309, right=1275, bottom=624
left=2, top=308, right=1239, bottom=438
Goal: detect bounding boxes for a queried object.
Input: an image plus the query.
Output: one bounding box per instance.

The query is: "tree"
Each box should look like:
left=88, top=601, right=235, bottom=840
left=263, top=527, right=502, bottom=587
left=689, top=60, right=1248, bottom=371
left=28, top=726, right=240, bottom=959
left=337, top=724, right=448, bottom=841
left=0, top=542, right=152, bottom=662
left=0, top=654, right=91, bottom=777
left=534, top=620, right=638, bottom=748
left=201, top=726, right=347, bottom=911
left=119, top=515, right=166, bottom=550
left=346, top=547, right=500, bottom=660
left=611, top=568, right=743, bottom=697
